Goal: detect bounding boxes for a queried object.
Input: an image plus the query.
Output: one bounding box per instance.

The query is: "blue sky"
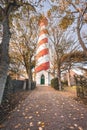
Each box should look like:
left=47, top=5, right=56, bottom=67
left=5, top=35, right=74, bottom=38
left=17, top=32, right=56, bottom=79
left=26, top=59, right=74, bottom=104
left=42, top=0, right=51, bottom=14
left=36, top=0, right=51, bottom=15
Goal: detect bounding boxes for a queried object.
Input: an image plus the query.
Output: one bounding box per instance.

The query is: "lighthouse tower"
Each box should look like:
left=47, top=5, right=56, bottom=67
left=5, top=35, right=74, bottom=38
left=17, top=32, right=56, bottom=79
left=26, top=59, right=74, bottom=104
left=35, top=16, right=50, bottom=86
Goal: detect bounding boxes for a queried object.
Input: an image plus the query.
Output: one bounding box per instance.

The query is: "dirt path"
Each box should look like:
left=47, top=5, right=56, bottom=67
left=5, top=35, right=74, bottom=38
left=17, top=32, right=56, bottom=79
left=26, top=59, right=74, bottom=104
left=1, top=86, right=87, bottom=130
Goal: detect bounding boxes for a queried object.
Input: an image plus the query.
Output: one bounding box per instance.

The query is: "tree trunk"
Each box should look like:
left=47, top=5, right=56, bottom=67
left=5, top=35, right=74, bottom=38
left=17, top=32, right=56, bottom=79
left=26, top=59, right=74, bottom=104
left=67, top=69, right=71, bottom=87
left=23, top=80, right=26, bottom=90
left=77, top=15, right=87, bottom=56
left=57, top=65, right=62, bottom=91
left=28, top=56, right=32, bottom=90
left=0, top=16, right=10, bottom=104
left=28, top=67, right=32, bottom=90
left=28, top=70, right=32, bottom=90
left=28, top=78, right=31, bottom=90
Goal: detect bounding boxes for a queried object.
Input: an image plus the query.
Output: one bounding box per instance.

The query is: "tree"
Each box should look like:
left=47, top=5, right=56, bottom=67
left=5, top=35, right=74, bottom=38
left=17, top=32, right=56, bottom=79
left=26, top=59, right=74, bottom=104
left=46, top=0, right=87, bottom=87
left=61, top=50, right=87, bottom=86
left=48, top=23, right=76, bottom=90
left=46, top=0, right=87, bottom=55
left=9, top=6, right=39, bottom=89
left=51, top=0, right=87, bottom=55
left=0, top=0, right=37, bottom=104
left=47, top=5, right=79, bottom=89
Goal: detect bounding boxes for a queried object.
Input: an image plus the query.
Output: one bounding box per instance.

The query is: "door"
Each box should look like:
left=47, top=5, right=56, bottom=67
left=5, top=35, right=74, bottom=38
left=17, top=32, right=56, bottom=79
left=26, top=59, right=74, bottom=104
left=41, top=74, right=45, bottom=85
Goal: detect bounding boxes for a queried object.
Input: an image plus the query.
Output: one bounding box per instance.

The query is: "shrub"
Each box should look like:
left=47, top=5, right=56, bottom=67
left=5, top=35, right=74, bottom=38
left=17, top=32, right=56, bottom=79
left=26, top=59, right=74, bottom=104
left=61, top=80, right=68, bottom=86
left=51, top=78, right=59, bottom=90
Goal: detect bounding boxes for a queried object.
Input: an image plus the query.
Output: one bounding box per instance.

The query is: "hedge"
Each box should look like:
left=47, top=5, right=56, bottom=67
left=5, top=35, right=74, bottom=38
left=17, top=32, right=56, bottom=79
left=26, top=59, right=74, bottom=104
left=51, top=78, right=59, bottom=90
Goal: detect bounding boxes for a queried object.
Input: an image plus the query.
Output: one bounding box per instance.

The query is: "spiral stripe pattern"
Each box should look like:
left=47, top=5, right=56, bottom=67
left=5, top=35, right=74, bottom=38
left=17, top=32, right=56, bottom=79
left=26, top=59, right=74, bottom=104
left=35, top=17, right=50, bottom=72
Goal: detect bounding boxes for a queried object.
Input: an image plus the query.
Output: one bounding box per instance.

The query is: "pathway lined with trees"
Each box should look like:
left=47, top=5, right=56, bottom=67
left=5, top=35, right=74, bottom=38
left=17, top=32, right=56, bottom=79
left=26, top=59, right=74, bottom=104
left=0, top=1, right=87, bottom=129
left=1, top=86, right=87, bottom=130
left=0, top=0, right=87, bottom=104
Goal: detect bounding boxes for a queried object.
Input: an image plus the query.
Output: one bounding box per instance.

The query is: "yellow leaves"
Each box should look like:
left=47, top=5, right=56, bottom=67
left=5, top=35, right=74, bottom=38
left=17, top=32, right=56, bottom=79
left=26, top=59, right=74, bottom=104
left=61, top=51, right=87, bottom=65
left=51, top=6, right=58, bottom=12
left=74, top=124, right=78, bottom=127
left=69, top=126, right=74, bottom=129
left=29, top=116, right=33, bottom=119
left=22, top=4, right=35, bottom=12
left=38, top=121, right=45, bottom=128
left=28, top=4, right=36, bottom=12
left=38, top=15, right=48, bottom=26
left=14, top=123, right=21, bottom=128
left=59, top=15, right=74, bottom=30
left=35, top=111, right=39, bottom=114
left=80, top=113, right=84, bottom=119
left=78, top=126, right=83, bottom=130
left=39, top=127, right=43, bottom=130
left=25, top=116, right=28, bottom=119
left=38, top=121, right=41, bottom=125
left=59, top=0, right=70, bottom=12
left=35, top=111, right=40, bottom=116
left=47, top=6, right=57, bottom=18
left=30, top=122, right=34, bottom=127
left=47, top=10, right=51, bottom=18
left=17, top=109, right=20, bottom=112
left=41, top=122, right=45, bottom=127
left=61, top=115, right=64, bottom=118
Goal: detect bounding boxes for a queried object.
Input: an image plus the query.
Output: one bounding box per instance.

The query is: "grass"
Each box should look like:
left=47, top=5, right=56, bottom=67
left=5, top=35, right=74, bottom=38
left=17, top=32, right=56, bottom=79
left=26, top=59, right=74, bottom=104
left=63, top=86, right=76, bottom=93
left=63, top=85, right=87, bottom=105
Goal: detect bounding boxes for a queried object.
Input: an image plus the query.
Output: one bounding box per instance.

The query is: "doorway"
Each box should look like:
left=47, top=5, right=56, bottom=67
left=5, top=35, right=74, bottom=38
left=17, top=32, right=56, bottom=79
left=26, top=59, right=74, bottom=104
left=41, top=74, right=45, bottom=85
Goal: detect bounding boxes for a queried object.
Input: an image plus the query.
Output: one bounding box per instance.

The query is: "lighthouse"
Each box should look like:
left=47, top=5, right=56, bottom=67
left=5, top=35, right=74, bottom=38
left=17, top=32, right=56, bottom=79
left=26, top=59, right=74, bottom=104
left=35, top=16, right=50, bottom=86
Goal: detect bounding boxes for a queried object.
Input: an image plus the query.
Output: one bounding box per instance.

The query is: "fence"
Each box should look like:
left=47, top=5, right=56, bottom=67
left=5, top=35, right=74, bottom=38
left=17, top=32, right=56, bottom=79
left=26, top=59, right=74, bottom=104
left=74, top=75, right=87, bottom=98
left=2, top=76, right=36, bottom=102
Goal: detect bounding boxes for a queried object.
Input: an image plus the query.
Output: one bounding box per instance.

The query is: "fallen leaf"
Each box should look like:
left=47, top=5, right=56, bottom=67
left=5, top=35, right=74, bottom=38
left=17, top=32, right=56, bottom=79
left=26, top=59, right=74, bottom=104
left=29, top=116, right=33, bottom=119
left=39, top=127, right=43, bottom=130
left=30, top=122, right=33, bottom=127
left=78, top=126, right=83, bottom=130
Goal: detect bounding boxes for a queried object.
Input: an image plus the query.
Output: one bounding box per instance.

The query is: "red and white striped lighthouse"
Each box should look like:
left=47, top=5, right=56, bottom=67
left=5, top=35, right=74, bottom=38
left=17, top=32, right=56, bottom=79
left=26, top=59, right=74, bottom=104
left=35, top=16, right=50, bottom=85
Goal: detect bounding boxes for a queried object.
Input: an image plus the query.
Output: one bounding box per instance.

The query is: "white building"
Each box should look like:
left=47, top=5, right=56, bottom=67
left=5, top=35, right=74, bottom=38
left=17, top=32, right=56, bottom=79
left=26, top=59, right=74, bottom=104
left=35, top=16, right=53, bottom=86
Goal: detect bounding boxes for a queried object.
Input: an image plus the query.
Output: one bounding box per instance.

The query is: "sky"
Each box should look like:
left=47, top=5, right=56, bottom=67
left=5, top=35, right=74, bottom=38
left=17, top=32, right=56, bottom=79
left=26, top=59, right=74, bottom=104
left=42, top=0, right=51, bottom=14
left=36, top=0, right=51, bottom=15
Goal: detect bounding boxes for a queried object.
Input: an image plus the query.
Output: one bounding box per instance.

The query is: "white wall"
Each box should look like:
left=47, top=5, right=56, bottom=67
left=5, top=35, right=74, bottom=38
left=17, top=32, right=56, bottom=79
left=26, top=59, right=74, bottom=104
left=36, top=70, right=50, bottom=86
